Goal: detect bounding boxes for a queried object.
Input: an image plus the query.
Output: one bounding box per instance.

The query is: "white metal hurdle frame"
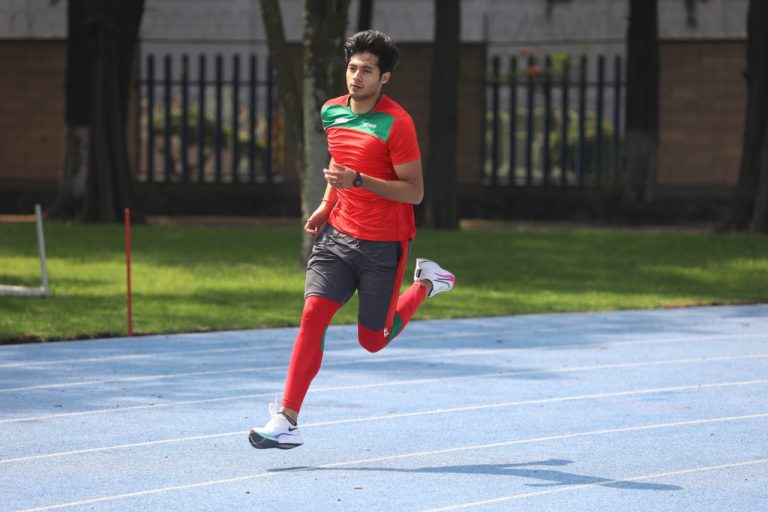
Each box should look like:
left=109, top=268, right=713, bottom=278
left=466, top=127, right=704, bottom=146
left=0, top=204, right=49, bottom=297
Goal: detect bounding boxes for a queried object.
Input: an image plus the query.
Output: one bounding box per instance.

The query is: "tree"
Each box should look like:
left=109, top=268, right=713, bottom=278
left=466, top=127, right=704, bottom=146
left=621, top=0, right=659, bottom=207
left=422, top=0, right=460, bottom=229
left=49, top=0, right=145, bottom=222
left=357, top=0, right=374, bottom=31
left=728, top=0, right=768, bottom=232
left=260, top=0, right=350, bottom=261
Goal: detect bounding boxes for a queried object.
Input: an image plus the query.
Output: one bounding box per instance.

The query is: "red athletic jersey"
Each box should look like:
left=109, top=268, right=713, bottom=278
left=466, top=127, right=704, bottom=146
left=321, top=94, right=421, bottom=241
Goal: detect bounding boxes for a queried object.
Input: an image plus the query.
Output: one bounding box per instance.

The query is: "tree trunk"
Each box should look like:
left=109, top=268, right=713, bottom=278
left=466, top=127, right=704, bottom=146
left=301, top=0, right=349, bottom=260
left=622, top=0, right=659, bottom=206
left=750, top=124, right=768, bottom=232
left=423, top=0, right=460, bottom=229
left=49, top=0, right=144, bottom=222
left=728, top=0, right=768, bottom=231
left=260, top=0, right=350, bottom=262
left=48, top=0, right=92, bottom=219
left=357, top=0, right=373, bottom=31
left=259, top=0, right=304, bottom=180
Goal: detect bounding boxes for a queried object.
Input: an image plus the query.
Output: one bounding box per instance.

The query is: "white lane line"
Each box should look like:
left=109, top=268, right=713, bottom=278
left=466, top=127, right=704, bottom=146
left=4, top=327, right=768, bottom=393
left=423, top=458, right=768, bottom=511
left=0, top=331, right=476, bottom=369
left=0, top=344, right=292, bottom=369
left=3, top=379, right=767, bottom=465
left=13, top=413, right=768, bottom=512
left=0, top=348, right=492, bottom=393
left=2, top=328, right=766, bottom=370
left=3, top=352, right=767, bottom=424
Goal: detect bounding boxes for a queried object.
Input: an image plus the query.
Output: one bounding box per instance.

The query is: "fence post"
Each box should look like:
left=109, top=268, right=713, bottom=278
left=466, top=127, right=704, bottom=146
left=249, top=54, right=258, bottom=184
left=577, top=54, right=587, bottom=187
left=197, top=54, right=206, bottom=183
left=525, top=55, right=535, bottom=187
left=181, top=54, right=189, bottom=182
left=265, top=57, right=274, bottom=183
left=232, top=54, right=240, bottom=184
left=490, top=55, right=500, bottom=186
left=509, top=56, right=518, bottom=186
left=613, top=54, right=622, bottom=180
left=596, top=54, right=605, bottom=185
left=146, top=54, right=155, bottom=182
left=560, top=57, right=570, bottom=186
left=543, top=54, right=552, bottom=187
left=215, top=54, right=223, bottom=183
left=163, top=54, right=172, bottom=182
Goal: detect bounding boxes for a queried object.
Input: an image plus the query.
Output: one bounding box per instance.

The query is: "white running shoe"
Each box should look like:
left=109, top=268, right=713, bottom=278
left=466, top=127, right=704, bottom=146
left=414, top=258, right=456, bottom=297
left=248, top=402, right=303, bottom=450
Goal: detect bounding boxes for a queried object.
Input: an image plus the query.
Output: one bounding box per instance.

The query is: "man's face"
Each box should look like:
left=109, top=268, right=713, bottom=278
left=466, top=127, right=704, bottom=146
left=346, top=52, right=390, bottom=102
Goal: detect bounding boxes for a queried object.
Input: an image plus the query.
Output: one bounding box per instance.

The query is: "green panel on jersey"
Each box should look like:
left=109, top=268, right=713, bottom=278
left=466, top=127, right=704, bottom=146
left=321, top=104, right=396, bottom=142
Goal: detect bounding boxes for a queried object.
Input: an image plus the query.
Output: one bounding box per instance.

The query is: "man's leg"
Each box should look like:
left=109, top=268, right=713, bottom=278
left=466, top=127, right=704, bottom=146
left=357, top=281, right=428, bottom=352
left=282, top=295, right=341, bottom=415
left=358, top=256, right=455, bottom=353
left=248, top=295, right=340, bottom=450
left=249, top=226, right=354, bottom=449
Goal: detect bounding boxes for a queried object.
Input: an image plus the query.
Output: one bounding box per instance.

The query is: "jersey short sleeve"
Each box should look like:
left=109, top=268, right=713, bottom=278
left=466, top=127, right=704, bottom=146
left=387, top=114, right=421, bottom=165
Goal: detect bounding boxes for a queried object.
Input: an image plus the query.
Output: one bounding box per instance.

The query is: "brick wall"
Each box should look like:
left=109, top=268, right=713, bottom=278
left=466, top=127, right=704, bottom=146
left=658, top=40, right=746, bottom=189
left=1, top=38, right=749, bottom=213
left=0, top=40, right=66, bottom=190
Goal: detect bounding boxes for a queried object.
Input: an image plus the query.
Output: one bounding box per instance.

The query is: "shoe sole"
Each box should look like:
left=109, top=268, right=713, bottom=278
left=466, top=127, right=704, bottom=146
left=248, top=430, right=302, bottom=450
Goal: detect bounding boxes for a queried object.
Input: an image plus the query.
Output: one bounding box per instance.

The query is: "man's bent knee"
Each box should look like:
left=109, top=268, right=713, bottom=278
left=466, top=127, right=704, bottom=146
left=357, top=324, right=388, bottom=353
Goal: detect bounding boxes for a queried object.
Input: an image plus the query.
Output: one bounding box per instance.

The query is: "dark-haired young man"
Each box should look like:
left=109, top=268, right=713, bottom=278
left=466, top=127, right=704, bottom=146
left=249, top=30, right=455, bottom=450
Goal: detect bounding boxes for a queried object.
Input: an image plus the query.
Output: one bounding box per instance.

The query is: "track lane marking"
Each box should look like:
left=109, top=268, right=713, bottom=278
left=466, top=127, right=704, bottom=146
left=423, top=459, right=768, bottom=511
left=3, top=330, right=768, bottom=393
left=3, top=379, right=767, bottom=464
left=13, top=413, right=768, bottom=511
left=2, top=329, right=766, bottom=370
left=2, top=352, right=767, bottom=424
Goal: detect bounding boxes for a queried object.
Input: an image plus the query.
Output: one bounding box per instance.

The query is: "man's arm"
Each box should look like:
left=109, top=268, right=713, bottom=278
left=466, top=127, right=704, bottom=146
left=305, top=160, right=339, bottom=236
left=323, top=160, right=424, bottom=205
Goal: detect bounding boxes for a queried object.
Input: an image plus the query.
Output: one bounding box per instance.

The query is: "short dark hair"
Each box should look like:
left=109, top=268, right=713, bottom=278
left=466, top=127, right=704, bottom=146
left=344, top=30, right=400, bottom=75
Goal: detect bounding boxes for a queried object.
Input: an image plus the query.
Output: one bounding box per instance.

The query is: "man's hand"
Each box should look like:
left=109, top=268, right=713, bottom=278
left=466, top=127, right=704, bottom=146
left=323, top=163, right=356, bottom=189
left=304, top=202, right=332, bottom=236
left=324, top=159, right=423, bottom=204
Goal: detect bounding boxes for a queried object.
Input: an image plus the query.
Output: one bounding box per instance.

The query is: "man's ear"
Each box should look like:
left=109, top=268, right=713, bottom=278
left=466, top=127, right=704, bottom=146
left=380, top=71, right=391, bottom=85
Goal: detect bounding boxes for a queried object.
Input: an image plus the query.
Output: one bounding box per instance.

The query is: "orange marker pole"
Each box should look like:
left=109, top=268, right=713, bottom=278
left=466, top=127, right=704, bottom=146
left=125, top=208, right=133, bottom=336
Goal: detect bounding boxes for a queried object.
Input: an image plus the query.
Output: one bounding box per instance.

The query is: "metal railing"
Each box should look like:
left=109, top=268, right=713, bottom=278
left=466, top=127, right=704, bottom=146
left=137, top=53, right=281, bottom=185
left=485, top=53, right=624, bottom=188
left=136, top=52, right=624, bottom=191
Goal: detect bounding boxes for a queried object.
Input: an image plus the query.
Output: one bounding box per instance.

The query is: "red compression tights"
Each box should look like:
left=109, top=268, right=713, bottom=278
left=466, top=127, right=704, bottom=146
left=281, top=282, right=428, bottom=413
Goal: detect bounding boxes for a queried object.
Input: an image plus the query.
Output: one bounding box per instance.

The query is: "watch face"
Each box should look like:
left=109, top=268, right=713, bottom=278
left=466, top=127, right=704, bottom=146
left=353, top=173, right=362, bottom=187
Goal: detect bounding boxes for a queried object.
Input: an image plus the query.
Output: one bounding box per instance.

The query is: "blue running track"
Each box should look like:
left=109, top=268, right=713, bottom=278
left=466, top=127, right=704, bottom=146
left=1, top=304, right=767, bottom=511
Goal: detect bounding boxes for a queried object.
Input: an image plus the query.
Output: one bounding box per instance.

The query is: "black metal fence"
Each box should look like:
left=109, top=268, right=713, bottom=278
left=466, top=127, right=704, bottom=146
left=136, top=52, right=624, bottom=190
left=137, top=53, right=280, bottom=185
left=485, top=53, right=624, bottom=188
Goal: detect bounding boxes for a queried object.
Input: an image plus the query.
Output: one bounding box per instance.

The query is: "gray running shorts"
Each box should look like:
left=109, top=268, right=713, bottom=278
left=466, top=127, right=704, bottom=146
left=305, top=225, right=407, bottom=330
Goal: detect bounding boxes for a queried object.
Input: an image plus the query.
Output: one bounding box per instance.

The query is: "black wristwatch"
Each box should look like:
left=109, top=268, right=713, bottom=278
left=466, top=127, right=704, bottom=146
left=352, top=172, right=363, bottom=187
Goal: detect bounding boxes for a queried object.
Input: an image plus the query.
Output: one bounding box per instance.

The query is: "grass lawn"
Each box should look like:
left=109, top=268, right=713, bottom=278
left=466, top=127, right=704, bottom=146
left=1, top=221, right=767, bottom=343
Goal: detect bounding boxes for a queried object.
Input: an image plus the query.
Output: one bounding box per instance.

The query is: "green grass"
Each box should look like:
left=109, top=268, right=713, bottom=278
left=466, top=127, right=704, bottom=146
left=1, top=222, right=767, bottom=343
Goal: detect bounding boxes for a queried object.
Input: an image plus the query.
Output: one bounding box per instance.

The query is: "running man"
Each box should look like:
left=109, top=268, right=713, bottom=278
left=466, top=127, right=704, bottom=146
left=249, top=30, right=455, bottom=450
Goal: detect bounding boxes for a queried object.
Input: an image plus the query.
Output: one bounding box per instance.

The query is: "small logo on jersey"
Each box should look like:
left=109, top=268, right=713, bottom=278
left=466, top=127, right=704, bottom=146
left=362, top=122, right=377, bottom=129
left=383, top=328, right=390, bottom=337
